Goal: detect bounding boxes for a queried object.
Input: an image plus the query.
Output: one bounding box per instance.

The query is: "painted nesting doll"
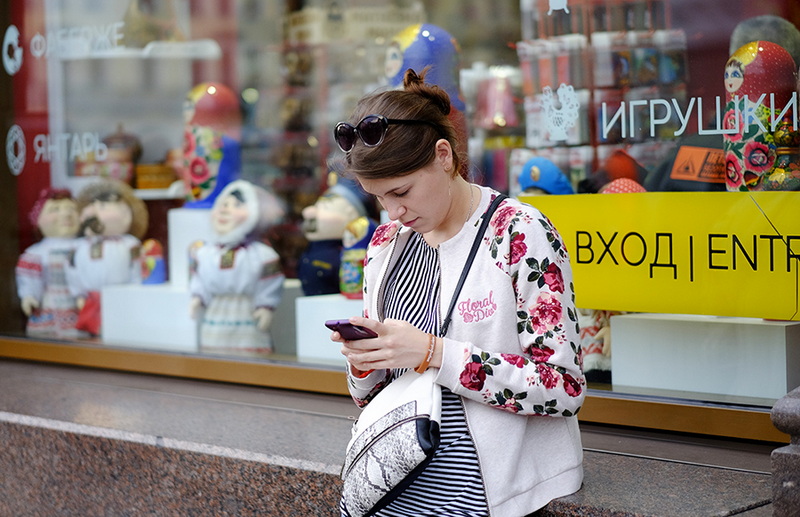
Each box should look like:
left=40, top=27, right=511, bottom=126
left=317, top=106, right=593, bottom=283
left=182, top=82, right=242, bottom=207
left=385, top=24, right=469, bottom=178
left=723, top=41, right=798, bottom=191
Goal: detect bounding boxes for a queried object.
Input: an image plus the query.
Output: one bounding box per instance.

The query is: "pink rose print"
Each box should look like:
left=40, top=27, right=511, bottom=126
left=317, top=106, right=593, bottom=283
left=184, top=129, right=196, bottom=154
left=563, top=373, right=582, bottom=397
left=501, top=354, right=526, bottom=368
left=537, top=363, right=558, bottom=388
left=508, top=232, right=527, bottom=265
left=529, top=345, right=555, bottom=362
left=725, top=152, right=743, bottom=190
left=491, top=206, right=516, bottom=237
left=723, top=108, right=743, bottom=142
left=500, top=397, right=521, bottom=413
left=529, top=292, right=563, bottom=333
left=189, top=157, right=210, bottom=184
left=460, top=362, right=486, bottom=391
left=369, top=223, right=397, bottom=247
left=744, top=141, right=774, bottom=173
left=542, top=262, right=565, bottom=293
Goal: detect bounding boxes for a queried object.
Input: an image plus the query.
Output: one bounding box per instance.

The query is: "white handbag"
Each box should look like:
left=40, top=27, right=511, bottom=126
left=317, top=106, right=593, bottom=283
left=340, top=368, right=442, bottom=517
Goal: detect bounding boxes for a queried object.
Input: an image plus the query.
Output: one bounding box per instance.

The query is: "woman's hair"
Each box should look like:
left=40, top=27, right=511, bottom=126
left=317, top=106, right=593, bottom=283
left=343, top=68, right=466, bottom=180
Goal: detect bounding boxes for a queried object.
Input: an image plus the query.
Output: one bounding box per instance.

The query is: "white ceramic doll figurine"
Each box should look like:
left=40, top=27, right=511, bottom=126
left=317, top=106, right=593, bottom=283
left=66, top=179, right=149, bottom=336
left=15, top=188, right=81, bottom=336
left=189, top=179, right=285, bottom=356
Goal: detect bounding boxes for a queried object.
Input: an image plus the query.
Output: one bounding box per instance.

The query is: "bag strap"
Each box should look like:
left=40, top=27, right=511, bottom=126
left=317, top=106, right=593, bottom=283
left=439, top=193, right=508, bottom=336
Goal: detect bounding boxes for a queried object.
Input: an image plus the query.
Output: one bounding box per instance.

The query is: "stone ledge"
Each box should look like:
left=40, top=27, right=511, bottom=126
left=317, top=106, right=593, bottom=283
left=0, top=412, right=773, bottom=517
left=0, top=416, right=342, bottom=516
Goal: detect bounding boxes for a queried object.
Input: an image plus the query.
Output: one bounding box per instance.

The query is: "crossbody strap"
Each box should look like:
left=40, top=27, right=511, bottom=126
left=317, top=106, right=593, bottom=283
left=439, top=193, right=508, bottom=336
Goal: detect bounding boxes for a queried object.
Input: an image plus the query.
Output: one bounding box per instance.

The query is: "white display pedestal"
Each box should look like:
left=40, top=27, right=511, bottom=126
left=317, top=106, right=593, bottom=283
left=295, top=294, right=363, bottom=366
left=101, top=207, right=213, bottom=351
left=167, top=207, right=215, bottom=289
left=610, top=313, right=800, bottom=400
left=102, top=283, right=199, bottom=351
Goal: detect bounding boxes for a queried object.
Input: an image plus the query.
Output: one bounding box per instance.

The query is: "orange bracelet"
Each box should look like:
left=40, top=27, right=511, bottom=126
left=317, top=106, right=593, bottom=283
left=415, top=333, right=436, bottom=373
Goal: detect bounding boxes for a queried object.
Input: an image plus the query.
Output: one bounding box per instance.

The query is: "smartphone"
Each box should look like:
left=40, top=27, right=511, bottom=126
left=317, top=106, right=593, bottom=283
left=325, top=319, right=378, bottom=340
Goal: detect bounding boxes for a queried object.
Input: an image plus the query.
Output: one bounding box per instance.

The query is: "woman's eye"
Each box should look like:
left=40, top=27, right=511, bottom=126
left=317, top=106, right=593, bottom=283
left=395, top=190, right=409, bottom=198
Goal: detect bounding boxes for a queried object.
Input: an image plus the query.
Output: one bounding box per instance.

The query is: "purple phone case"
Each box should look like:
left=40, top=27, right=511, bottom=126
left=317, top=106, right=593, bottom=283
left=325, top=319, right=377, bottom=340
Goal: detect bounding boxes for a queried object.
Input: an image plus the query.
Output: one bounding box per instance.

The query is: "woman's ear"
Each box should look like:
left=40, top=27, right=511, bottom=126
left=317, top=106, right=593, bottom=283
left=435, top=139, right=454, bottom=174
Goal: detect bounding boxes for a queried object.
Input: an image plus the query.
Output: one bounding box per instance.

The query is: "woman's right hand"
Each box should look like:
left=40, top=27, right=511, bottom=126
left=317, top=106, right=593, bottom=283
left=335, top=317, right=436, bottom=373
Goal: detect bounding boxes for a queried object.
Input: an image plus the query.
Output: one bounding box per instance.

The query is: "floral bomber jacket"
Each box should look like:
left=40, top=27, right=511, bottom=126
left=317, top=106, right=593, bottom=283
left=348, top=187, right=585, bottom=418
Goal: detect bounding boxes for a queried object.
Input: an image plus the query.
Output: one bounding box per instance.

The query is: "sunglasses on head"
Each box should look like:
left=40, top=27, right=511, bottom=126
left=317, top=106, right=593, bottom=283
left=334, top=114, right=437, bottom=153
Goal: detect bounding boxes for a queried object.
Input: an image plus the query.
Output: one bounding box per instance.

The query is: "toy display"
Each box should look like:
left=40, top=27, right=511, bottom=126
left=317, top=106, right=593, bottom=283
left=189, top=180, right=285, bottom=356
left=723, top=41, right=799, bottom=191
left=385, top=23, right=469, bottom=178
left=15, top=189, right=81, bottom=336
left=729, top=15, right=800, bottom=72
left=121, top=0, right=186, bottom=48
left=578, top=309, right=619, bottom=383
left=182, top=82, right=242, bottom=207
left=66, top=179, right=149, bottom=336
left=339, top=215, right=378, bottom=299
left=141, top=239, right=166, bottom=284
left=298, top=176, right=374, bottom=296
left=518, top=156, right=574, bottom=195
left=385, top=23, right=465, bottom=111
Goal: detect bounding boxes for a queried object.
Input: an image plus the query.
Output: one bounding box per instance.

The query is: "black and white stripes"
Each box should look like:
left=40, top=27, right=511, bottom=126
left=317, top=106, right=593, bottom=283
left=373, top=232, right=489, bottom=517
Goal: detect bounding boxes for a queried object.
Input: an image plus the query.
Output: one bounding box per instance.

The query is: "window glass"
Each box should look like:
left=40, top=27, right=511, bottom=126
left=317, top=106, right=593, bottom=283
left=3, top=0, right=799, bottom=413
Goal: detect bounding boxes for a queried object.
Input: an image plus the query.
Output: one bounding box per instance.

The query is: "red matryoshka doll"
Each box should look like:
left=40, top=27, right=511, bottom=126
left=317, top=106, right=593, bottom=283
left=723, top=41, right=798, bottom=191
left=182, top=82, right=242, bottom=207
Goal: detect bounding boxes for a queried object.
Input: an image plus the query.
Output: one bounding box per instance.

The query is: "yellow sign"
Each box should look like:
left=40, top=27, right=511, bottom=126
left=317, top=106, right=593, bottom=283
left=523, top=191, right=800, bottom=320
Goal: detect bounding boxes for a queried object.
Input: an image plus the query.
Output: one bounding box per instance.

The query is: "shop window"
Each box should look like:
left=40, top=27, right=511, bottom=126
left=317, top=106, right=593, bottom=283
left=2, top=0, right=798, bottom=441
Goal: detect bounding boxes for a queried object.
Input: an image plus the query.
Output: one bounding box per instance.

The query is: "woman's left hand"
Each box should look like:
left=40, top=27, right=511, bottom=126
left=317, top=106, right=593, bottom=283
left=335, top=316, right=440, bottom=372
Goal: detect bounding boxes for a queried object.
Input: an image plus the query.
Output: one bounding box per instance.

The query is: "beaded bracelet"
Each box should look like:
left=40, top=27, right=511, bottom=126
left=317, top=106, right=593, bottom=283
left=415, top=333, right=436, bottom=373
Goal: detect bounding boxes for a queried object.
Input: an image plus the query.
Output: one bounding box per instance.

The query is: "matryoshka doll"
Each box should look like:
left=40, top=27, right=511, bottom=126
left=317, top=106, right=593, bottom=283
left=182, top=82, right=242, bottom=207
left=722, top=41, right=798, bottom=191
left=385, top=23, right=469, bottom=178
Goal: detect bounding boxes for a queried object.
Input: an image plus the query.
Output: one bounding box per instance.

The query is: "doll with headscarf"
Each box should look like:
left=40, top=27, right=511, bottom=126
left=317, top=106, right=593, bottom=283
left=189, top=179, right=285, bottom=356
left=15, top=188, right=81, bottom=336
left=66, top=179, right=149, bottom=336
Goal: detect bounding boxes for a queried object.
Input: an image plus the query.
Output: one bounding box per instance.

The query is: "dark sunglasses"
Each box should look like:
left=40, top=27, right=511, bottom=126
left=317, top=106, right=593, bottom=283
left=334, top=114, right=436, bottom=153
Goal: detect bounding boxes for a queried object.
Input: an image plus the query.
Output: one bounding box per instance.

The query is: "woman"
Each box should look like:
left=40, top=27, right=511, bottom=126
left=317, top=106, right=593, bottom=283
left=330, top=68, right=585, bottom=516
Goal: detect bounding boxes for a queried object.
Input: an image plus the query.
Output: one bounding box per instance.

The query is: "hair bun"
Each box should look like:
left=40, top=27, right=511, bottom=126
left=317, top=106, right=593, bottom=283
left=402, top=67, right=451, bottom=116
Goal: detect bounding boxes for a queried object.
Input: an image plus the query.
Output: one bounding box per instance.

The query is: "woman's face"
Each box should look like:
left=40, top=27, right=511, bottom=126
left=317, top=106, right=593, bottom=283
left=211, top=193, right=250, bottom=236
left=358, top=161, right=452, bottom=234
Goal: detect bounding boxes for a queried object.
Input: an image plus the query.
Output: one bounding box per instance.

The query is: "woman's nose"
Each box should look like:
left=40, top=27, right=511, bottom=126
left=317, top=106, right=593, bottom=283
left=384, top=201, right=405, bottom=221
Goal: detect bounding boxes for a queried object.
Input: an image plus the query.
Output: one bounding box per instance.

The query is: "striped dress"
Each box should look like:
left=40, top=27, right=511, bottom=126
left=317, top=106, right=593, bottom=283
left=345, top=231, right=489, bottom=517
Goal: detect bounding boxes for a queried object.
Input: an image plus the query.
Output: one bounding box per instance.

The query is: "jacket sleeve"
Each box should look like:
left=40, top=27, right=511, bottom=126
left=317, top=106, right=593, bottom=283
left=437, top=201, right=585, bottom=417
left=344, top=221, right=402, bottom=408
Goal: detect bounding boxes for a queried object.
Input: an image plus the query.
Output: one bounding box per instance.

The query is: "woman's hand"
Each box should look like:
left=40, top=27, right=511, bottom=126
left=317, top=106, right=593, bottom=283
left=331, top=317, right=441, bottom=373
